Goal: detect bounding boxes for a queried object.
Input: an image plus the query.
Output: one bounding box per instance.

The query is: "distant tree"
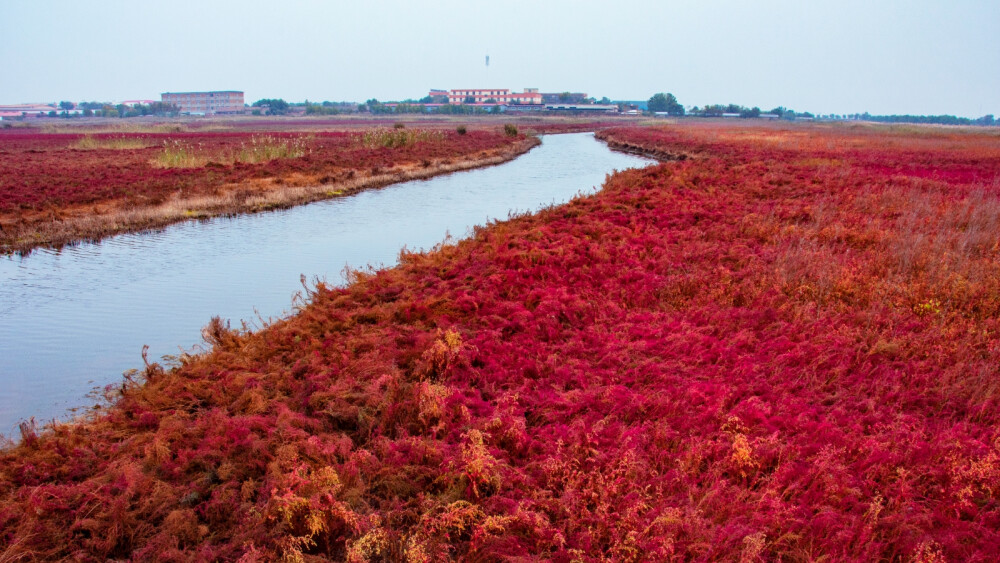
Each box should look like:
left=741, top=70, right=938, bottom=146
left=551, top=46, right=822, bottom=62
left=648, top=93, right=669, bottom=112
left=700, top=104, right=726, bottom=117
left=464, top=96, right=476, bottom=104
left=665, top=94, right=684, bottom=116
left=559, top=92, right=572, bottom=102
left=435, top=103, right=489, bottom=115
left=648, top=93, right=684, bottom=115
left=740, top=106, right=761, bottom=118
left=599, top=97, right=611, bottom=105
left=305, top=102, right=338, bottom=115
left=58, top=101, right=75, bottom=111
left=252, top=98, right=289, bottom=115
left=394, top=103, right=427, bottom=114
left=365, top=99, right=393, bottom=114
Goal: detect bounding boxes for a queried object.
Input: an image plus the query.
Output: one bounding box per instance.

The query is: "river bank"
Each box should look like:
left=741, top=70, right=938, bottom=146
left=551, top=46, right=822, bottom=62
left=0, top=132, right=652, bottom=439
left=0, top=129, right=538, bottom=255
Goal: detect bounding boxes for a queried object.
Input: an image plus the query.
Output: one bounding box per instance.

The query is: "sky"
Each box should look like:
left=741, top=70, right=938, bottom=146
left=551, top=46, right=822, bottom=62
left=1, top=0, right=997, bottom=117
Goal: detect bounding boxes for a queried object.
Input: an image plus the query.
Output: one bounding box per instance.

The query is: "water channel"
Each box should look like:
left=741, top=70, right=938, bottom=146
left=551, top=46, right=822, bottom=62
left=0, top=132, right=654, bottom=436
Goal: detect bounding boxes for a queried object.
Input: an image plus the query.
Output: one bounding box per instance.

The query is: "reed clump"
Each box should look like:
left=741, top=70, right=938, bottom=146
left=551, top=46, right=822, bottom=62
left=151, top=135, right=309, bottom=168
left=233, top=134, right=308, bottom=163
left=151, top=140, right=210, bottom=168
left=358, top=127, right=444, bottom=149
left=73, top=135, right=151, bottom=150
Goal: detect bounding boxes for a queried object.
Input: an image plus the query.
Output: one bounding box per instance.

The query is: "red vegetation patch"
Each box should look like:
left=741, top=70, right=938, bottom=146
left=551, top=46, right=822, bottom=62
left=0, top=129, right=520, bottom=213
left=2, top=123, right=1000, bottom=560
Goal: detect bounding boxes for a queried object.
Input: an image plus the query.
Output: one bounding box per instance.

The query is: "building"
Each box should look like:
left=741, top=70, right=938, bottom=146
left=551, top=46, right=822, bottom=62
left=436, top=88, right=542, bottom=105
left=120, top=99, right=158, bottom=107
left=541, top=92, right=589, bottom=104
left=546, top=104, right=619, bottom=113
left=0, top=103, right=58, bottom=119
left=160, top=91, right=244, bottom=115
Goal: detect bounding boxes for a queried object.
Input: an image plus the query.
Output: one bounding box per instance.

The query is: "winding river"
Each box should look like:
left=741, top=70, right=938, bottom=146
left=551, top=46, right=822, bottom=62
left=0, top=133, right=654, bottom=436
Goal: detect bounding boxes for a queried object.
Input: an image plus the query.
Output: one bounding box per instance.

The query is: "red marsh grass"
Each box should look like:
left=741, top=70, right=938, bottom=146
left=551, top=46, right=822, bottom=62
left=0, top=128, right=538, bottom=254
left=1, top=122, right=999, bottom=560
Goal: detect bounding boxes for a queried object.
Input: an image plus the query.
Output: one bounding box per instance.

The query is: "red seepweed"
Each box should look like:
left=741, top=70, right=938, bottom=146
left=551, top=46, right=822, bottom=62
left=1, top=122, right=999, bottom=560
left=0, top=129, right=520, bottom=213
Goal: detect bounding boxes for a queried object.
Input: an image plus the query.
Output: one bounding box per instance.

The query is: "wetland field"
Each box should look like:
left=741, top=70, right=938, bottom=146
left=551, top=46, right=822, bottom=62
left=2, top=118, right=1000, bottom=561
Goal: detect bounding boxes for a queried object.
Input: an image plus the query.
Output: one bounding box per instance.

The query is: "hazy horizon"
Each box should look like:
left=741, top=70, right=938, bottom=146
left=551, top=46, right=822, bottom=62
left=1, top=0, right=997, bottom=118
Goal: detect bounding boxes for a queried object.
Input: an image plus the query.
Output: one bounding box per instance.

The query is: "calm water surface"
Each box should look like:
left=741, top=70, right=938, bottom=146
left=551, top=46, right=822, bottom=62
left=0, top=133, right=653, bottom=435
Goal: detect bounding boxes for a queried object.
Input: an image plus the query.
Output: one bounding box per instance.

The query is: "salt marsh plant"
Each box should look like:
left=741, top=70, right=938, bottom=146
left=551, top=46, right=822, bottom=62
left=3, top=122, right=1000, bottom=560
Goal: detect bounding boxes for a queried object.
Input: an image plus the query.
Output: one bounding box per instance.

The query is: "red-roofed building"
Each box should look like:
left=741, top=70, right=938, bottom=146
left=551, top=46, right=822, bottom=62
left=434, top=88, right=542, bottom=105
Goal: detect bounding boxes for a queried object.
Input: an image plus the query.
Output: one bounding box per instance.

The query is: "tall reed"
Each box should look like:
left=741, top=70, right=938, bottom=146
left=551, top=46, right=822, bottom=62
left=73, top=135, right=151, bottom=150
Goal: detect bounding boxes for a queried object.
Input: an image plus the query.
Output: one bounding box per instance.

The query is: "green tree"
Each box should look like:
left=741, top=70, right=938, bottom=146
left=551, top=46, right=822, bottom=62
left=648, top=93, right=684, bottom=115
left=647, top=93, right=668, bottom=112
left=252, top=99, right=289, bottom=115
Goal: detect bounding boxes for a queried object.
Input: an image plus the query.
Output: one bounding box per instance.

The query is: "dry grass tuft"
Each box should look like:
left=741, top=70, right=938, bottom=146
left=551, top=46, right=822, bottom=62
left=357, top=128, right=444, bottom=149
left=151, top=135, right=309, bottom=168
left=73, top=135, right=151, bottom=150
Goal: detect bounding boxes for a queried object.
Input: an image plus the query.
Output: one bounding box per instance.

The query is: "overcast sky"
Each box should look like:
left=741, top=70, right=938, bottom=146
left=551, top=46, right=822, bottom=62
left=1, top=0, right=997, bottom=117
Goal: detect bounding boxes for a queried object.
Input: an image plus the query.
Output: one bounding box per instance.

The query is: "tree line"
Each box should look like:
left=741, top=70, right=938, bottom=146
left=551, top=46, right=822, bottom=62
left=37, top=101, right=181, bottom=118
left=646, top=93, right=996, bottom=125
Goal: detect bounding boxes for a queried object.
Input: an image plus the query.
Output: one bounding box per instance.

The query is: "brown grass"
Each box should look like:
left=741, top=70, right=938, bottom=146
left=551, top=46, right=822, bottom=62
left=73, top=135, right=153, bottom=150
left=150, top=135, right=311, bottom=168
